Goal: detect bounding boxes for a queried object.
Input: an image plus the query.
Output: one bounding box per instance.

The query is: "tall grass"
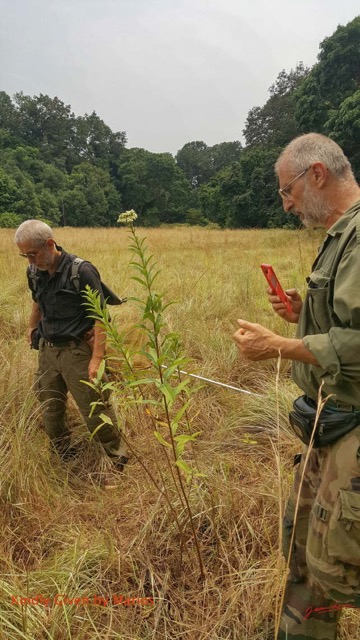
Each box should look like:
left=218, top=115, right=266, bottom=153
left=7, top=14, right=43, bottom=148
left=0, top=226, right=359, bottom=639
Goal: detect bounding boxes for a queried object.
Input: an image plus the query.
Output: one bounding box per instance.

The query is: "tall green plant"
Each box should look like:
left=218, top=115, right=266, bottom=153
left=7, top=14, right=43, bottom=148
left=83, top=209, right=205, bottom=579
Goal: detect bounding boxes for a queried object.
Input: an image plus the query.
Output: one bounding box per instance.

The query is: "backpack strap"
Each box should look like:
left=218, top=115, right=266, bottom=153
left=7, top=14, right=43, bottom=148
left=69, top=257, right=84, bottom=293
left=28, top=263, right=40, bottom=294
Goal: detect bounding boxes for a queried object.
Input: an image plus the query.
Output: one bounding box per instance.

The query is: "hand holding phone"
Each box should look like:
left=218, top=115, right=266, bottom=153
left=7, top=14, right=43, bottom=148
left=260, top=264, right=292, bottom=314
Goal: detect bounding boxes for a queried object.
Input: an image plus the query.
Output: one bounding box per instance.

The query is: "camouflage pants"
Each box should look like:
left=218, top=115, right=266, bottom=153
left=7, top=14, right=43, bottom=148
left=279, top=426, right=360, bottom=639
left=35, top=339, right=127, bottom=458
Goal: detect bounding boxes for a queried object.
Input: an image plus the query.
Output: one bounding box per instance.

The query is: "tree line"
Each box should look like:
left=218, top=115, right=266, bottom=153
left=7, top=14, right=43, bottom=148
left=0, top=16, right=359, bottom=229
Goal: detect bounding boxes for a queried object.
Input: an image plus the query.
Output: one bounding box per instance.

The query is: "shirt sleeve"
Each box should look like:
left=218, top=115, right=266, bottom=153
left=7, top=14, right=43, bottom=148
left=77, top=262, right=106, bottom=308
left=303, top=239, right=360, bottom=386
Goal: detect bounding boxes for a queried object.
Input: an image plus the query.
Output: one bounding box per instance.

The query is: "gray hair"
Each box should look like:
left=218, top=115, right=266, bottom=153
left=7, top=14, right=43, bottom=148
left=275, top=133, right=353, bottom=180
left=15, top=219, right=53, bottom=247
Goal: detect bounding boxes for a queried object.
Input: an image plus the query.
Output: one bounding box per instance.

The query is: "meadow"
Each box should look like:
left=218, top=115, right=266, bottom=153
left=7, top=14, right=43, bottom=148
left=1, top=226, right=359, bottom=640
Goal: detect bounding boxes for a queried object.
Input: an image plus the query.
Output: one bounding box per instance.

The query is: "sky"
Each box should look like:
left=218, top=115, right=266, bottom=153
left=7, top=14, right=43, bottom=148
left=0, top=0, right=359, bottom=155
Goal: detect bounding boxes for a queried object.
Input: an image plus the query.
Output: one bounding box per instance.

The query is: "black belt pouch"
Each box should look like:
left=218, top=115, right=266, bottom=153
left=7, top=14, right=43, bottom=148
left=289, top=395, right=360, bottom=447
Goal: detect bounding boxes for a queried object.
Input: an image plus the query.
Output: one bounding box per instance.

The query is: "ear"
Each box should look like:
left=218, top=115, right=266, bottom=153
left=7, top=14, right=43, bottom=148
left=309, top=162, right=327, bottom=189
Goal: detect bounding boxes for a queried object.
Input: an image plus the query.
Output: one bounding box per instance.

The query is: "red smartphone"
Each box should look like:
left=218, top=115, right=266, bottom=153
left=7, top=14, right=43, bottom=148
left=260, top=264, right=292, bottom=314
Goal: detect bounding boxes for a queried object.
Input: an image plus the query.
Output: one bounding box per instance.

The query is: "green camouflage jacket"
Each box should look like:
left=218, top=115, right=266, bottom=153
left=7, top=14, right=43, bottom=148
left=293, top=199, right=360, bottom=408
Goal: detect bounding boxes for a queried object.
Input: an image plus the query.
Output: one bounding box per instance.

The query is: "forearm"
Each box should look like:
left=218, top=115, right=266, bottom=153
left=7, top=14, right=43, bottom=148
left=27, top=303, right=42, bottom=345
left=88, top=321, right=107, bottom=379
left=234, top=319, right=320, bottom=364
left=92, top=321, right=107, bottom=361
left=273, top=336, right=319, bottom=365
left=28, top=302, right=42, bottom=331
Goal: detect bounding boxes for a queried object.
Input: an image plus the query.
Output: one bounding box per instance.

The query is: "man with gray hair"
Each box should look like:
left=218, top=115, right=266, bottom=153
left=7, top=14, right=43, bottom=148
left=233, top=133, right=360, bottom=639
left=16, top=219, right=128, bottom=483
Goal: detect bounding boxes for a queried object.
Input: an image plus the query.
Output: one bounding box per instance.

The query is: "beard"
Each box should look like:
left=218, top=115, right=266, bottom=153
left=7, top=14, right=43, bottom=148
left=295, top=183, right=334, bottom=228
left=35, top=248, right=56, bottom=271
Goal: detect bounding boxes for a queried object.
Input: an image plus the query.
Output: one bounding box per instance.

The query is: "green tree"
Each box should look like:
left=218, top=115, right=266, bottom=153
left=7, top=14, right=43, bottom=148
left=243, top=63, right=309, bottom=147
left=0, top=212, right=23, bottom=227
left=326, top=90, right=360, bottom=178
left=41, top=164, right=67, bottom=192
left=73, top=111, right=126, bottom=172
left=0, top=92, right=19, bottom=147
left=209, top=141, right=243, bottom=172
left=175, top=141, right=213, bottom=187
left=36, top=187, right=61, bottom=224
left=295, top=17, right=360, bottom=133
left=61, top=163, right=121, bottom=226
left=12, top=171, right=42, bottom=218
left=0, top=167, right=19, bottom=213
left=13, top=93, right=76, bottom=169
left=197, top=148, right=291, bottom=229
left=119, top=149, right=190, bottom=225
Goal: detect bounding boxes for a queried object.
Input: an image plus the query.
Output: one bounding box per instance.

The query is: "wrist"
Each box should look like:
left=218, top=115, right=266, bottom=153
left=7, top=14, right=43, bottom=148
left=90, top=353, right=103, bottom=361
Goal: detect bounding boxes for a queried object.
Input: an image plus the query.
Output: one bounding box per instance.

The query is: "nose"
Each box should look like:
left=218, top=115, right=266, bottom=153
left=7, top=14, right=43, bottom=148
left=283, top=195, right=294, bottom=214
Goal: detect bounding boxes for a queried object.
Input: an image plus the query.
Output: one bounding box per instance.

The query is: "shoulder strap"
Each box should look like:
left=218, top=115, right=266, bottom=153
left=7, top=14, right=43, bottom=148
left=28, top=264, right=39, bottom=293
left=69, top=257, right=84, bottom=293
left=70, top=256, right=126, bottom=304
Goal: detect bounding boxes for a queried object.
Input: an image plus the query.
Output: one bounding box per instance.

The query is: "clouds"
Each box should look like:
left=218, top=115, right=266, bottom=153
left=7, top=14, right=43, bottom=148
left=1, top=0, right=359, bottom=153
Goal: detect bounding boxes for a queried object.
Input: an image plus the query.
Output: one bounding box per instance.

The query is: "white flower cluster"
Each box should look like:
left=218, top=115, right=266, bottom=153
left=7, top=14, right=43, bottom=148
left=117, top=210, right=138, bottom=225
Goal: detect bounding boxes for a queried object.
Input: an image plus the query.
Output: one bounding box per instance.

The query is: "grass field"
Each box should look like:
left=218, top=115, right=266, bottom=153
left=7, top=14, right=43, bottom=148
left=1, top=225, right=359, bottom=639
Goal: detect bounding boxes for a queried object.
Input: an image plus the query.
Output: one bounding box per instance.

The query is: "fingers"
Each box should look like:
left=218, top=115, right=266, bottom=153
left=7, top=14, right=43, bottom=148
left=237, top=319, right=257, bottom=330
left=284, top=288, right=301, bottom=300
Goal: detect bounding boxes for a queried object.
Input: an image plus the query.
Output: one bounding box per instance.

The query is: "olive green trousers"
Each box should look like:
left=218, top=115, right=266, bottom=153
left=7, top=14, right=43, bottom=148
left=35, top=339, right=127, bottom=458
left=279, top=427, right=360, bottom=639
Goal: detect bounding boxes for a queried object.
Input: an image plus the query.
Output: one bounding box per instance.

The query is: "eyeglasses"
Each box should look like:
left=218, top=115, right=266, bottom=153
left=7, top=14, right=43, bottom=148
left=19, top=243, right=46, bottom=259
left=278, top=166, right=310, bottom=200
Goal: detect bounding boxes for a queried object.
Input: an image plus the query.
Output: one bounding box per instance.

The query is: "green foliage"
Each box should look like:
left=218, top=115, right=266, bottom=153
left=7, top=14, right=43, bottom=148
left=243, top=63, right=309, bottom=148
left=118, top=148, right=191, bottom=225
left=82, top=217, right=205, bottom=577
left=198, top=147, right=294, bottom=229
left=326, top=90, right=360, bottom=178
left=185, top=208, right=209, bottom=226
left=176, top=140, right=242, bottom=188
left=0, top=212, right=24, bottom=227
left=62, top=163, right=121, bottom=226
left=0, top=167, right=18, bottom=213
left=295, top=17, right=360, bottom=135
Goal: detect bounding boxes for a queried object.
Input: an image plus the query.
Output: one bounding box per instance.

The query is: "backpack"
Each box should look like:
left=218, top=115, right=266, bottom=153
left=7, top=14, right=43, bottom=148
left=28, top=258, right=126, bottom=305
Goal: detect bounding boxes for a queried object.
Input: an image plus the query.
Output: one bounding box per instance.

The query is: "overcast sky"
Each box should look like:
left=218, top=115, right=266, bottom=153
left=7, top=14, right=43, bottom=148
left=1, top=0, right=359, bottom=155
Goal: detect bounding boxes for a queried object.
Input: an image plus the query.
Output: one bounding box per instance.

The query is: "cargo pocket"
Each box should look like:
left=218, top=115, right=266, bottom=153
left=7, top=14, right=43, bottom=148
left=328, top=489, right=360, bottom=565
left=307, top=270, right=333, bottom=334
left=282, top=498, right=307, bottom=583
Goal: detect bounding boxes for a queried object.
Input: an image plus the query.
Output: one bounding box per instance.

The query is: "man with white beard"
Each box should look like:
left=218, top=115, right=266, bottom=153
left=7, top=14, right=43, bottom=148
left=234, top=133, right=360, bottom=639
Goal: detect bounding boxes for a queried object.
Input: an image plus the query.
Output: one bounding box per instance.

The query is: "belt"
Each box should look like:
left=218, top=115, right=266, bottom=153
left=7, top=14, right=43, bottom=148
left=306, top=395, right=358, bottom=413
left=43, top=338, right=82, bottom=348
left=331, top=401, right=358, bottom=412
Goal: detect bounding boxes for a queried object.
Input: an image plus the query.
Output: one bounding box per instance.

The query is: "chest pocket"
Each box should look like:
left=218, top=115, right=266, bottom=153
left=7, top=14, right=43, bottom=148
left=54, top=288, right=82, bottom=319
left=307, top=268, right=336, bottom=334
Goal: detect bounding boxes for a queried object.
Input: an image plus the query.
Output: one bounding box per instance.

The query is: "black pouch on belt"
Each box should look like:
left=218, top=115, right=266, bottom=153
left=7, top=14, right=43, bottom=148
left=30, top=328, right=41, bottom=350
left=289, top=395, right=360, bottom=447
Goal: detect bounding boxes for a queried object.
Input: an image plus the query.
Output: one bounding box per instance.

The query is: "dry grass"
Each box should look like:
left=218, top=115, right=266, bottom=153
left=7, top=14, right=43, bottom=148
left=0, top=226, right=359, bottom=639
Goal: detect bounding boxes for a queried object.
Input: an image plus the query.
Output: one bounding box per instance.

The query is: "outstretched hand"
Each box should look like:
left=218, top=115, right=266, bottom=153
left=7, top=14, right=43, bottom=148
left=233, top=319, right=282, bottom=361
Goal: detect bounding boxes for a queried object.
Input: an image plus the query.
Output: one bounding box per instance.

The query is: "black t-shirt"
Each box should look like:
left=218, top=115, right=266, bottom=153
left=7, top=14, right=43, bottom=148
left=27, top=248, right=105, bottom=341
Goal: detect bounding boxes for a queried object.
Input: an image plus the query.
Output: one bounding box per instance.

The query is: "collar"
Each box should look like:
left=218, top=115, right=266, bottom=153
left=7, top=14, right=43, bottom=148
left=326, top=199, right=360, bottom=237
left=54, top=245, right=68, bottom=273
